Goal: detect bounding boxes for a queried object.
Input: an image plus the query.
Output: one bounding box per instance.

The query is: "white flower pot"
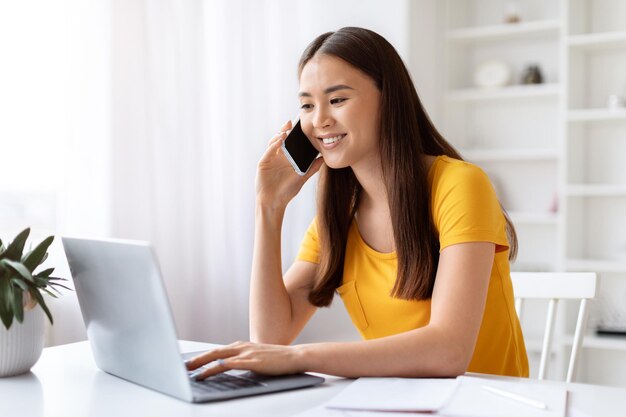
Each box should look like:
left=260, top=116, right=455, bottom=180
left=0, top=305, right=45, bottom=377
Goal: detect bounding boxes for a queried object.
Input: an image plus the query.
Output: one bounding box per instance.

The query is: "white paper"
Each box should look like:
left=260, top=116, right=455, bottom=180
left=439, top=376, right=567, bottom=417
left=295, top=405, right=413, bottom=417
left=324, top=377, right=459, bottom=412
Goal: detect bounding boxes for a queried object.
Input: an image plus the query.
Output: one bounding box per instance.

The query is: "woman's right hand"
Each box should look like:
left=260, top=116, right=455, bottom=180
left=255, top=120, right=324, bottom=210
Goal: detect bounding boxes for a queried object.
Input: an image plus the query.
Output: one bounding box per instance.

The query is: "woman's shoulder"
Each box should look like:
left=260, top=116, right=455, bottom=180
left=428, top=155, right=507, bottom=249
left=430, top=155, right=489, bottom=187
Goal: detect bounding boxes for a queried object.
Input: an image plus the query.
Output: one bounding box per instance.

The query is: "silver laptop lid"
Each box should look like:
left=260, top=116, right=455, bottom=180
left=62, top=237, right=193, bottom=402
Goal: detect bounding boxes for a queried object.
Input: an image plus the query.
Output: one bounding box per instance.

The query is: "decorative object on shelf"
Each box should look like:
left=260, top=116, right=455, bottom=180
left=548, top=191, right=559, bottom=213
left=474, top=60, right=512, bottom=88
left=504, top=2, right=522, bottom=24
left=521, top=64, right=544, bottom=84
left=0, top=228, right=69, bottom=377
left=607, top=94, right=624, bottom=111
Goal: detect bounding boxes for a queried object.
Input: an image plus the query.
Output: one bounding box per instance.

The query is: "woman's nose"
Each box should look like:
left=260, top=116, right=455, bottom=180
left=313, top=107, right=333, bottom=129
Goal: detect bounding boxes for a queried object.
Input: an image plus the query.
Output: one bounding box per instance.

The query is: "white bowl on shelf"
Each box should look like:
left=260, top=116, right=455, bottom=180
left=474, top=60, right=512, bottom=88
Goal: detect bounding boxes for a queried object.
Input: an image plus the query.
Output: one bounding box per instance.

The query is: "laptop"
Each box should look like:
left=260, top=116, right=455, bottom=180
left=62, top=237, right=324, bottom=403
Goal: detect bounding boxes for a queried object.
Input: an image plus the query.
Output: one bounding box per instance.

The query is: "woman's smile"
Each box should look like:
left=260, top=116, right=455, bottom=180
left=318, top=133, right=347, bottom=149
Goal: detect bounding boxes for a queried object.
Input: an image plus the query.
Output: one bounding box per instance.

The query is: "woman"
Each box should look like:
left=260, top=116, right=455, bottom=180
left=187, top=27, right=528, bottom=379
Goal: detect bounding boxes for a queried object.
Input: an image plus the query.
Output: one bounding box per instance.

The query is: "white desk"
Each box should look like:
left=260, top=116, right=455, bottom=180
left=1, top=341, right=625, bottom=417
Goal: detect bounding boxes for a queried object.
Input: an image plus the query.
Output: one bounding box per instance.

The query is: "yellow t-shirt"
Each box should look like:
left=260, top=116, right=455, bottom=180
left=296, top=155, right=529, bottom=377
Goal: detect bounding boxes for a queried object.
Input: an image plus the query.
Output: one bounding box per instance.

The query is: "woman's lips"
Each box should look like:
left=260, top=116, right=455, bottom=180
left=318, top=134, right=346, bottom=149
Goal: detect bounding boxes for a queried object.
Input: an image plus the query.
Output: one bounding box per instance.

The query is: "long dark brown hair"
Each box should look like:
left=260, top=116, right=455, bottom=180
left=300, top=27, right=517, bottom=307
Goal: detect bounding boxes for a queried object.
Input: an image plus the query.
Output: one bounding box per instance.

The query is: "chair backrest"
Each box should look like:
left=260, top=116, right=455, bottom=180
left=511, top=272, right=597, bottom=383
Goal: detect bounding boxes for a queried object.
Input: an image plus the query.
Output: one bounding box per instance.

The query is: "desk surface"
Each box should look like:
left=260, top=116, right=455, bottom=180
left=1, top=340, right=625, bottom=417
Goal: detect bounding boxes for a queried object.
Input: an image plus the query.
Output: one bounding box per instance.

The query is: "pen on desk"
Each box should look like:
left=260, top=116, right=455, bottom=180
left=480, top=385, right=547, bottom=410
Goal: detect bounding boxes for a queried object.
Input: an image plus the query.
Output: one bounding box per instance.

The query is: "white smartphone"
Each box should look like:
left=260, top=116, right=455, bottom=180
left=281, top=119, right=320, bottom=176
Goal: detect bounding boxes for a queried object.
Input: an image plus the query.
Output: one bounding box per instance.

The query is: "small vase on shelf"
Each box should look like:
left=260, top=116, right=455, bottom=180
left=521, top=64, right=543, bottom=85
left=504, top=2, right=521, bottom=24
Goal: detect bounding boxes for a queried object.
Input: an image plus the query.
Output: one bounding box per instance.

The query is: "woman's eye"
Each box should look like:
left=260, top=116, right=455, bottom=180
left=330, top=98, right=346, bottom=105
left=300, top=103, right=313, bottom=110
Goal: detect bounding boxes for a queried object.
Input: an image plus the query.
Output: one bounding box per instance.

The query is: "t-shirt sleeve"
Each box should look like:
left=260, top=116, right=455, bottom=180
left=432, top=161, right=510, bottom=252
left=296, top=218, right=321, bottom=264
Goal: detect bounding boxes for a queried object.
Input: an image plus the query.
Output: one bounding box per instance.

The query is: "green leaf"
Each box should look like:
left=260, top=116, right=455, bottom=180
left=0, top=277, right=14, bottom=330
left=0, top=306, right=13, bottom=330
left=10, top=278, right=29, bottom=292
left=0, top=275, right=12, bottom=308
left=0, top=238, right=5, bottom=256
left=22, top=235, right=54, bottom=272
left=47, top=276, right=68, bottom=282
left=34, top=276, right=49, bottom=288
left=30, top=289, right=53, bottom=325
left=35, top=267, right=55, bottom=278
left=3, top=228, right=30, bottom=261
left=41, top=288, right=58, bottom=298
left=49, top=282, right=72, bottom=292
left=1, top=259, right=34, bottom=283
left=12, top=287, right=24, bottom=324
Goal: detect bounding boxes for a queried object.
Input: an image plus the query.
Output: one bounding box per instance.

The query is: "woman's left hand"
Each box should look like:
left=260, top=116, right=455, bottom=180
left=185, top=341, right=306, bottom=380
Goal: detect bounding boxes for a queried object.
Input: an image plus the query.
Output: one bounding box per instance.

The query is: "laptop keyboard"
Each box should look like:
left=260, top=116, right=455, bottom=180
left=190, top=373, right=264, bottom=393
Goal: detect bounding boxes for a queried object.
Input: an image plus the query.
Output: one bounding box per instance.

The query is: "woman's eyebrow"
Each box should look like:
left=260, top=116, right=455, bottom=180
left=298, top=84, right=354, bottom=97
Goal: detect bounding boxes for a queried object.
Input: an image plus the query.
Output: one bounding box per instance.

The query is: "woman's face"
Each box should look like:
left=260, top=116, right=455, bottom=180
left=298, top=54, right=381, bottom=171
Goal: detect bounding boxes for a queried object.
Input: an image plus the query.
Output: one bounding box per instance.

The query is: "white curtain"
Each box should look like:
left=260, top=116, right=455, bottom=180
left=3, top=0, right=440, bottom=346
left=107, top=0, right=412, bottom=344
left=0, top=0, right=112, bottom=345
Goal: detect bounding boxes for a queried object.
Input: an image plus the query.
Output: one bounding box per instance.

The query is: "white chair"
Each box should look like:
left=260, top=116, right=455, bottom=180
left=511, top=272, right=597, bottom=383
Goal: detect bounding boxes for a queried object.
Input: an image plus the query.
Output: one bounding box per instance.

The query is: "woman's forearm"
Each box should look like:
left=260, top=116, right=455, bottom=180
left=296, top=325, right=470, bottom=378
left=188, top=323, right=472, bottom=380
left=249, top=202, right=295, bottom=344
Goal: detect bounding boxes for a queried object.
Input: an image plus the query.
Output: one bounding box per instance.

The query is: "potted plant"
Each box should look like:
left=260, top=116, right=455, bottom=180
left=0, top=228, right=69, bottom=377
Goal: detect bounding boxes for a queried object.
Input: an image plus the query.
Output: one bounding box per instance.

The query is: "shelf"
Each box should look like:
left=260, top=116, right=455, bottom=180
left=584, top=335, right=626, bottom=351
left=568, top=108, right=626, bottom=122
left=563, top=335, right=626, bottom=351
left=522, top=336, right=626, bottom=354
left=447, top=20, right=562, bottom=43
left=566, top=259, right=626, bottom=273
left=569, top=31, right=626, bottom=51
left=508, top=211, right=559, bottom=225
left=461, top=148, right=558, bottom=162
left=566, top=185, right=626, bottom=197
left=537, top=335, right=626, bottom=352
left=446, top=83, right=561, bottom=102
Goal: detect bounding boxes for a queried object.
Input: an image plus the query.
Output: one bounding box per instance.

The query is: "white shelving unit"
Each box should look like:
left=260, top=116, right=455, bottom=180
left=568, top=31, right=626, bottom=50
left=565, top=0, right=626, bottom=386
left=446, top=83, right=560, bottom=102
left=568, top=108, right=626, bottom=122
left=443, top=0, right=562, bottom=274
left=572, top=335, right=626, bottom=351
left=446, top=19, right=562, bottom=42
left=566, top=185, right=626, bottom=197
left=441, top=0, right=626, bottom=386
left=566, top=259, right=626, bottom=274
